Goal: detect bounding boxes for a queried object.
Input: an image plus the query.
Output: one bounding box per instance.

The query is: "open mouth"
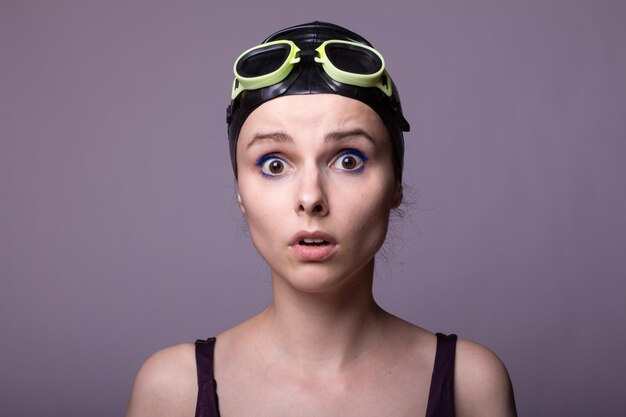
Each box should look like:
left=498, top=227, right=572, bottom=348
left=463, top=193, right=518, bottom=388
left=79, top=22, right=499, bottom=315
left=290, top=232, right=336, bottom=260
left=299, top=238, right=330, bottom=246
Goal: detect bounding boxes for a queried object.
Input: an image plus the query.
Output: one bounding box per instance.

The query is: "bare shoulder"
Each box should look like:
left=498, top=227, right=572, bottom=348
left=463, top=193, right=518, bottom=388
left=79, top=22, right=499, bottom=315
left=454, top=338, right=517, bottom=417
left=125, top=343, right=197, bottom=417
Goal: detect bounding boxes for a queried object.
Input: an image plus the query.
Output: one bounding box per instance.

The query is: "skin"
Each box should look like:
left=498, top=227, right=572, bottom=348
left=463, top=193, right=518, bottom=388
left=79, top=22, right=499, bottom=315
left=126, top=94, right=517, bottom=417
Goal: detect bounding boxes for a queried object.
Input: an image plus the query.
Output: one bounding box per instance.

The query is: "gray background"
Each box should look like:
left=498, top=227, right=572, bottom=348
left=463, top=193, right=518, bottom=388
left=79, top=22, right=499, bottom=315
left=2, top=1, right=625, bottom=416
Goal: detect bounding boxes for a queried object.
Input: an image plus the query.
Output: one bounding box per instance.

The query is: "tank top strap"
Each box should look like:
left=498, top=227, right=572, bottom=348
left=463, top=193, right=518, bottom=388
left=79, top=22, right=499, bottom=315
left=194, top=338, right=221, bottom=417
left=425, top=333, right=457, bottom=417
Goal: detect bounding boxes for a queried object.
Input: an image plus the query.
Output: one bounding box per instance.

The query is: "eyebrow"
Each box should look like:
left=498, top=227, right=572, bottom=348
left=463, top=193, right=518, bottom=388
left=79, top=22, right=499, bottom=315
left=245, top=128, right=375, bottom=150
left=324, top=128, right=376, bottom=144
left=246, top=132, right=294, bottom=150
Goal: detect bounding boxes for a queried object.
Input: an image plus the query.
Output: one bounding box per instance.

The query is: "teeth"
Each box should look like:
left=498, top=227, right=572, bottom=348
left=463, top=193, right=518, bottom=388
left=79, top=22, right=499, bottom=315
left=303, top=238, right=325, bottom=244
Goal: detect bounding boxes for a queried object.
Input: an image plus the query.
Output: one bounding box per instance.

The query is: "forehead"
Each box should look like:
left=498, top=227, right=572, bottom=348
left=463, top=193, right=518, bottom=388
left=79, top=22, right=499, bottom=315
left=238, top=94, right=389, bottom=146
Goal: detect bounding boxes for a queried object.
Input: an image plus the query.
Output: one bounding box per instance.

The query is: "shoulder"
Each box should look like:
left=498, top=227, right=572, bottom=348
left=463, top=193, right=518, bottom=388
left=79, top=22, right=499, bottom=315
left=125, top=343, right=198, bottom=417
left=454, top=337, right=517, bottom=417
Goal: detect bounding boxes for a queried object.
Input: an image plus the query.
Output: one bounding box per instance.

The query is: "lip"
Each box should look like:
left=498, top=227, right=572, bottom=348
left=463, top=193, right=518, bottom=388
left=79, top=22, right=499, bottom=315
left=289, top=230, right=337, bottom=261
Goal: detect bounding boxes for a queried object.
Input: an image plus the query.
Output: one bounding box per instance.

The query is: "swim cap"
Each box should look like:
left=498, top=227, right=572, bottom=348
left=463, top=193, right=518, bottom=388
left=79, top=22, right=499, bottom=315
left=226, top=21, right=410, bottom=180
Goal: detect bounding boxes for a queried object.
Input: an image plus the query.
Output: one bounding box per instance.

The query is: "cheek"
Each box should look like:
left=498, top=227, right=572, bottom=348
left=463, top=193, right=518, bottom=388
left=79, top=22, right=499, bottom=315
left=353, top=200, right=392, bottom=242
left=334, top=179, right=395, bottom=249
left=238, top=182, right=289, bottom=248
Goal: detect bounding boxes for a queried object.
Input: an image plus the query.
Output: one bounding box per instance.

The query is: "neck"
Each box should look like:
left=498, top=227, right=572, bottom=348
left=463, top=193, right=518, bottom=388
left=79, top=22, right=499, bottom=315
left=258, top=259, right=388, bottom=371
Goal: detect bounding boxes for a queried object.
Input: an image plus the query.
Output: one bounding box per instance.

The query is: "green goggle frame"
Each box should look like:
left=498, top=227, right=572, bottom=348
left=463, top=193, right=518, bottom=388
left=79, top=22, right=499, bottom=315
left=231, top=39, right=393, bottom=100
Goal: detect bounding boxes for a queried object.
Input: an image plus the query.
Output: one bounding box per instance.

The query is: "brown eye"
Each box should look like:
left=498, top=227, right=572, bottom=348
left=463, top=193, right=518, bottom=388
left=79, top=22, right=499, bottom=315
left=341, top=156, right=357, bottom=170
left=333, top=150, right=366, bottom=172
left=269, top=160, right=284, bottom=174
left=260, top=157, right=287, bottom=176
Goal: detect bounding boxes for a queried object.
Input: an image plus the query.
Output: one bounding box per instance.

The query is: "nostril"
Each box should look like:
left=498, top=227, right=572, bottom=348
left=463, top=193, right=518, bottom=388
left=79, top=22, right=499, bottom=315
left=296, top=197, right=328, bottom=216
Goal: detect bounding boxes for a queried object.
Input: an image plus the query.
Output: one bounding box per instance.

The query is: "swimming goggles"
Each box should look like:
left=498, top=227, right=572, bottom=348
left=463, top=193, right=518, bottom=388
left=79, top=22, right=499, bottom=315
left=231, top=39, right=393, bottom=99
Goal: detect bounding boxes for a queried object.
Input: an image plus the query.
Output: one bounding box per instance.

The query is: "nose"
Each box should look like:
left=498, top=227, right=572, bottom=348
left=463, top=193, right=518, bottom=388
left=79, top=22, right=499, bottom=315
left=295, top=166, right=329, bottom=216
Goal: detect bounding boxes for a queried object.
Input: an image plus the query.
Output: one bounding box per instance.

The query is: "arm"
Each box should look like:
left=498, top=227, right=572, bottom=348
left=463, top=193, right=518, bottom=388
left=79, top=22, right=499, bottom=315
left=454, top=339, right=517, bottom=417
left=125, top=343, right=197, bottom=417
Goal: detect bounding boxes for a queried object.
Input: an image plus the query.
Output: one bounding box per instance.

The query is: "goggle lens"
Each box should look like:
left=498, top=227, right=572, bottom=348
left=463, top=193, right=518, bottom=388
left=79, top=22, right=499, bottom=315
left=324, top=43, right=382, bottom=75
left=236, top=44, right=291, bottom=78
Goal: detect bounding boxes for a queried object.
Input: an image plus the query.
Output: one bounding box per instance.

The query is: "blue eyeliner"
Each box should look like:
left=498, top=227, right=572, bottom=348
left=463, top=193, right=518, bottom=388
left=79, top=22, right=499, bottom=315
left=341, top=148, right=368, bottom=162
left=255, top=154, right=277, bottom=167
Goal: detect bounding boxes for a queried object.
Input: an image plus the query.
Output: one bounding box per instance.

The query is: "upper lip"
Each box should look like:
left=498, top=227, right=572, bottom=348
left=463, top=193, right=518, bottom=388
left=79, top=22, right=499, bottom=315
left=289, top=230, right=337, bottom=246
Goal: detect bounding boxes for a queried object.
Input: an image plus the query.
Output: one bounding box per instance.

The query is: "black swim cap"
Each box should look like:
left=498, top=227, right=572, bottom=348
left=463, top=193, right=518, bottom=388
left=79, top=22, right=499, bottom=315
left=226, top=21, right=410, bottom=180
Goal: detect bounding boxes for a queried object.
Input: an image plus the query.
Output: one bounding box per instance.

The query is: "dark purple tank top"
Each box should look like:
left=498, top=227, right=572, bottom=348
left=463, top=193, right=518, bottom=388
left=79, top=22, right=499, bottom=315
left=194, top=333, right=457, bottom=417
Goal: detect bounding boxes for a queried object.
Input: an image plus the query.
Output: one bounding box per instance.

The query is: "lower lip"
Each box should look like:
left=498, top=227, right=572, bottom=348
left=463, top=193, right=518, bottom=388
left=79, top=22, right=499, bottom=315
left=290, top=243, right=337, bottom=261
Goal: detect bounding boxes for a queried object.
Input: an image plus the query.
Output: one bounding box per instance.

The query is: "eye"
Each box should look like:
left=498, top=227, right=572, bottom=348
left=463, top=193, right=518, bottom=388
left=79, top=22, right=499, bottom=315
left=257, top=155, right=289, bottom=177
left=332, top=149, right=368, bottom=172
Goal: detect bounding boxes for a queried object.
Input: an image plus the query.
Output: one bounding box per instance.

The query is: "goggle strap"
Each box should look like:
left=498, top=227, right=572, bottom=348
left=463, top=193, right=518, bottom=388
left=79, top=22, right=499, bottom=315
left=296, top=49, right=318, bottom=59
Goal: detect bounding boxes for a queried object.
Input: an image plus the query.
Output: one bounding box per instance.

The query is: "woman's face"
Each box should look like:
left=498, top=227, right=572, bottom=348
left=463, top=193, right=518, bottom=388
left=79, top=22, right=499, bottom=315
left=236, top=94, right=402, bottom=294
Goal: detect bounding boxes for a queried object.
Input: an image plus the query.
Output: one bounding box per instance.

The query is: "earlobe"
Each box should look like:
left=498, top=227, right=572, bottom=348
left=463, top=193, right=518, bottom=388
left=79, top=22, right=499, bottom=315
left=392, top=183, right=403, bottom=208
left=237, top=193, right=246, bottom=214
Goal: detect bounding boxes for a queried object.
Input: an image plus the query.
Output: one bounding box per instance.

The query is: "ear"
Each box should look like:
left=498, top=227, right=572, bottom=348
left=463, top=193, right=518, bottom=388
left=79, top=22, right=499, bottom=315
left=391, top=183, right=403, bottom=209
left=237, top=192, right=246, bottom=214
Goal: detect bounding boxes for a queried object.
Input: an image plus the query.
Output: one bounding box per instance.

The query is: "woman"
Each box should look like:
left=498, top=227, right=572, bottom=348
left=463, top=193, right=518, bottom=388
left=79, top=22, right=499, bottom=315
left=126, top=22, right=517, bottom=417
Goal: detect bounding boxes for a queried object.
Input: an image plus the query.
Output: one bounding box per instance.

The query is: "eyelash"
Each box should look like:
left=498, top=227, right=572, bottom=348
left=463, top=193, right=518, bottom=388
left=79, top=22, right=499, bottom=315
left=254, top=149, right=369, bottom=178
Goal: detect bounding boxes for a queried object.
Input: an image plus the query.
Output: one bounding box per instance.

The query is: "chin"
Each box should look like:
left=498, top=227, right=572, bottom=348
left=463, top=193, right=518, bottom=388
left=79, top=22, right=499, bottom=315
left=270, top=256, right=376, bottom=295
